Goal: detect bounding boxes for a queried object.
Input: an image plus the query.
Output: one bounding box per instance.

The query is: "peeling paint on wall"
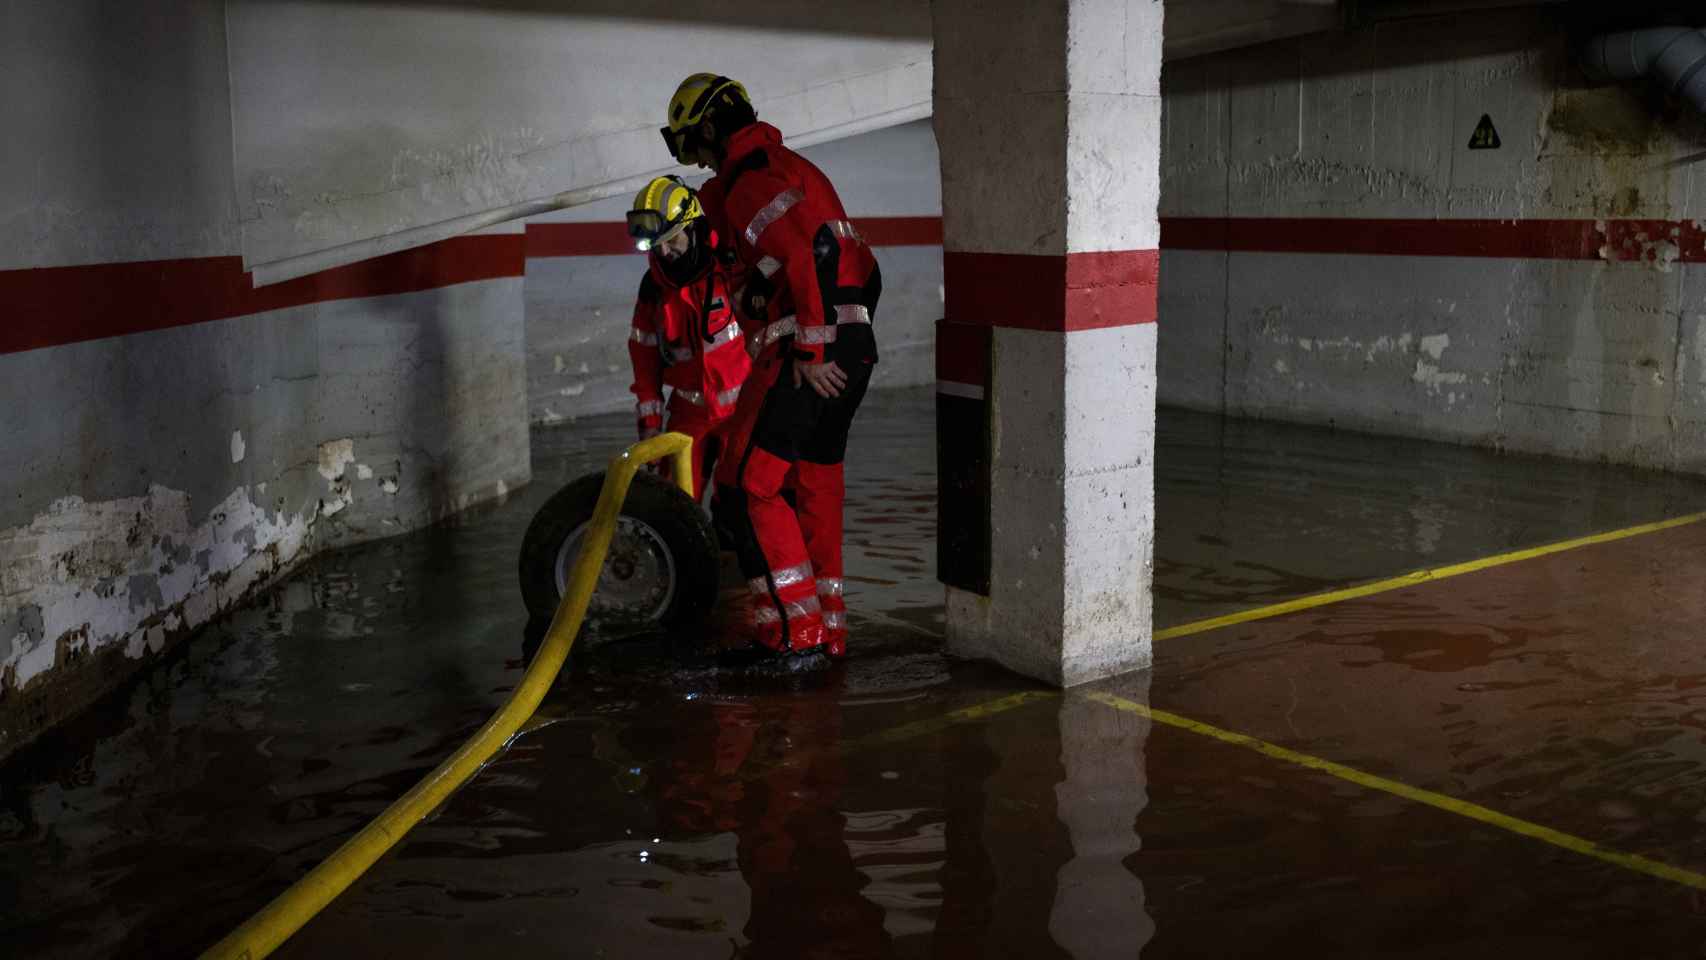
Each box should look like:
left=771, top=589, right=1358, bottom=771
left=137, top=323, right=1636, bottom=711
left=0, top=484, right=311, bottom=695
left=317, top=439, right=358, bottom=518
left=317, top=438, right=355, bottom=480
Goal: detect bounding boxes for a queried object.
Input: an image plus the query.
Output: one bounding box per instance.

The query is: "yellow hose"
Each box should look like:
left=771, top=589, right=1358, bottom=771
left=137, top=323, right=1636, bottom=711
left=202, top=432, right=696, bottom=960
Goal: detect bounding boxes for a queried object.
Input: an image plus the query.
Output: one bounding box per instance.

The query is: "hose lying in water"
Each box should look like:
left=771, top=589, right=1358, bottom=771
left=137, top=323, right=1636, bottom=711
left=200, top=432, right=695, bottom=960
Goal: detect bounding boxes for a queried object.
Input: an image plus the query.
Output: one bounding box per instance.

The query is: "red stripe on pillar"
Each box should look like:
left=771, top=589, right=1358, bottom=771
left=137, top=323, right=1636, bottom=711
left=0, top=234, right=524, bottom=356
left=943, top=249, right=1159, bottom=332
left=1065, top=249, right=1160, bottom=331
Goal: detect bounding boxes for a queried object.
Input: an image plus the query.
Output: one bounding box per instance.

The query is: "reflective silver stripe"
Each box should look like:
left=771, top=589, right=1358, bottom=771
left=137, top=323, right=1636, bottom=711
left=705, top=323, right=743, bottom=352
left=748, top=576, right=769, bottom=596
left=749, top=315, right=798, bottom=357
left=756, top=255, right=782, bottom=278
left=771, top=561, right=814, bottom=590
left=636, top=400, right=664, bottom=418
left=795, top=306, right=871, bottom=347
left=744, top=187, right=804, bottom=246
left=817, top=578, right=844, bottom=597
left=631, top=328, right=658, bottom=346
left=751, top=596, right=823, bottom=624
left=677, top=384, right=741, bottom=408
left=785, top=596, right=823, bottom=618
left=823, top=611, right=847, bottom=631
left=835, top=304, right=871, bottom=326
left=663, top=325, right=741, bottom=365
left=827, top=220, right=863, bottom=242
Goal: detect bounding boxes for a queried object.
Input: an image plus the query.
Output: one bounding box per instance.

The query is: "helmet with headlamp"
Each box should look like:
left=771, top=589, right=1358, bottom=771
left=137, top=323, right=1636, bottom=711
left=626, top=175, right=704, bottom=253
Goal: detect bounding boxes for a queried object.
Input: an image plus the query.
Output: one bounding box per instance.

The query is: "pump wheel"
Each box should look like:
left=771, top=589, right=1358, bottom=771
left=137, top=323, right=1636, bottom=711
left=518, top=471, right=720, bottom=635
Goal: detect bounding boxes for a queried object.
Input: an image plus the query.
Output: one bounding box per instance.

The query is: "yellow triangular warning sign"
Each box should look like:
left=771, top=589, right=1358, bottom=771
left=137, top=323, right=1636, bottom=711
left=1468, top=114, right=1501, bottom=150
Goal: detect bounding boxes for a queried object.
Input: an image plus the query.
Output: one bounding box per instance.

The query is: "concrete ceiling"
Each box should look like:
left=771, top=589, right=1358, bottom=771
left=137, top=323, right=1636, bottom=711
left=1163, top=0, right=1570, bottom=62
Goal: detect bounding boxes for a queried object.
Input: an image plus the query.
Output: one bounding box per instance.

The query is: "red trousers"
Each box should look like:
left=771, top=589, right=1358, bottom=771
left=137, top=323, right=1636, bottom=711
left=664, top=395, right=732, bottom=501
left=713, top=345, right=871, bottom=654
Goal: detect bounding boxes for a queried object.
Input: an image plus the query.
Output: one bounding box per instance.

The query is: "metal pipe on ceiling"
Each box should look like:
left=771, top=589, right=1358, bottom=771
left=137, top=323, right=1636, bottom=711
left=1582, top=26, right=1706, bottom=113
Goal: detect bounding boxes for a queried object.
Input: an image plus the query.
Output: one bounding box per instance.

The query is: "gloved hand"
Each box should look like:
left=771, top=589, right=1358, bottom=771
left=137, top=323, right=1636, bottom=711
left=638, top=423, right=664, bottom=475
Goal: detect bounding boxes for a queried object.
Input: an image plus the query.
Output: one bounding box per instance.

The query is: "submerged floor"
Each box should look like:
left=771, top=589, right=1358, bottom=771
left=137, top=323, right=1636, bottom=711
left=8, top=387, right=1706, bottom=957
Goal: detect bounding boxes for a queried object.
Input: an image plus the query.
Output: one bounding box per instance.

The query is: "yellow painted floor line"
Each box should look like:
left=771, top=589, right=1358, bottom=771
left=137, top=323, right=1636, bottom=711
left=1087, top=691, right=1706, bottom=892
left=849, top=690, right=1055, bottom=751
left=1155, top=511, right=1706, bottom=642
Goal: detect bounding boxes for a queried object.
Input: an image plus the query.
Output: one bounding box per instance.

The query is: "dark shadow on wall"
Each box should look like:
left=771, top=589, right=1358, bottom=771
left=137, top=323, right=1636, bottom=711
left=49, top=0, right=246, bottom=518
left=1165, top=2, right=1706, bottom=92
left=409, top=286, right=461, bottom=527
left=264, top=0, right=931, bottom=39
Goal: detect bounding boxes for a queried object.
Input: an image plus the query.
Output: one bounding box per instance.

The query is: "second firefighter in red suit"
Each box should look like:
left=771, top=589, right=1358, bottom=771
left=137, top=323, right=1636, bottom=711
left=625, top=175, right=751, bottom=500
left=660, top=75, right=881, bottom=662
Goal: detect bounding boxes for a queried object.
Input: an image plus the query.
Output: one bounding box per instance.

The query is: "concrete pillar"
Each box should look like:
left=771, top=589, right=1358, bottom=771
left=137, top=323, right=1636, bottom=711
left=932, top=0, right=1161, bottom=685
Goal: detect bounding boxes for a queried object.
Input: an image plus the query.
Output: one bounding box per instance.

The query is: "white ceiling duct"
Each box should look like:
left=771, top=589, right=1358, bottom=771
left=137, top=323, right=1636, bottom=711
left=1582, top=26, right=1706, bottom=113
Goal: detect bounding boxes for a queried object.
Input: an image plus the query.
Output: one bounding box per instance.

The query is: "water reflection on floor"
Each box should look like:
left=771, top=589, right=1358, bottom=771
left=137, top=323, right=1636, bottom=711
left=7, top=387, right=1706, bottom=958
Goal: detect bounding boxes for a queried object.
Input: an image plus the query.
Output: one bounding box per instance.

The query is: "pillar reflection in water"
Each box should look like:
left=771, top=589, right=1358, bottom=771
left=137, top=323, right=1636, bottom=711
left=1050, top=675, right=1153, bottom=958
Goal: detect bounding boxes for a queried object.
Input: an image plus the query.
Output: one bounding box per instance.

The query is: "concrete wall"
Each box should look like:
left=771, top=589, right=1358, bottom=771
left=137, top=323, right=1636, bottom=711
left=0, top=1, right=529, bottom=757
left=225, top=0, right=931, bottom=273
left=1158, top=7, right=1706, bottom=473
left=524, top=120, right=944, bottom=425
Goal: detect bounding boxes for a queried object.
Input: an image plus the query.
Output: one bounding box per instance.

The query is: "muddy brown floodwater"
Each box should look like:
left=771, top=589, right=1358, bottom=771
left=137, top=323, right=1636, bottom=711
left=7, top=387, right=1706, bottom=958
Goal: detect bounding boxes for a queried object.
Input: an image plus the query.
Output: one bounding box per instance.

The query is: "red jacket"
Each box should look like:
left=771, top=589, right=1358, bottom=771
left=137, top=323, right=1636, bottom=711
left=628, top=238, right=752, bottom=431
left=699, top=122, right=880, bottom=367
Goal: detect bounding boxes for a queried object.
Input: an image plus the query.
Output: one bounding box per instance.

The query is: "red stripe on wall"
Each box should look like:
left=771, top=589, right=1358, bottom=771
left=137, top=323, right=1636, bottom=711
left=26, top=213, right=1681, bottom=357
left=944, top=249, right=1160, bottom=332
left=525, top=215, right=1706, bottom=263
left=2, top=235, right=525, bottom=357
left=1160, top=217, right=1706, bottom=263
left=524, top=216, right=944, bottom=259
left=854, top=216, right=943, bottom=247
left=524, top=222, right=635, bottom=257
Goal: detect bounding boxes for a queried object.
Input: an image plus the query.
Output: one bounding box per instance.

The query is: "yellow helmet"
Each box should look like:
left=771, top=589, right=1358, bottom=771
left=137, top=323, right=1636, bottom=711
left=660, top=73, right=753, bottom=164
left=626, top=175, right=703, bottom=252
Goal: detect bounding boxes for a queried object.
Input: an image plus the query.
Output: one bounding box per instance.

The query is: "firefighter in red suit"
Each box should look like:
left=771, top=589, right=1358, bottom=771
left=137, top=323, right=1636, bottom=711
left=660, top=74, right=880, bottom=663
left=625, top=175, right=752, bottom=500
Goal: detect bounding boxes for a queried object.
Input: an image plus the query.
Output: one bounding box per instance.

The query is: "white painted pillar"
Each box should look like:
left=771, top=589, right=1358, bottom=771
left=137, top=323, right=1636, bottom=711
left=933, top=0, right=1161, bottom=685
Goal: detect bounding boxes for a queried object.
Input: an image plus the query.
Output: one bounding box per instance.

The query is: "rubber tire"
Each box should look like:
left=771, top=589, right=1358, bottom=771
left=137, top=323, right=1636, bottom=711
left=517, top=470, right=720, bottom=634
